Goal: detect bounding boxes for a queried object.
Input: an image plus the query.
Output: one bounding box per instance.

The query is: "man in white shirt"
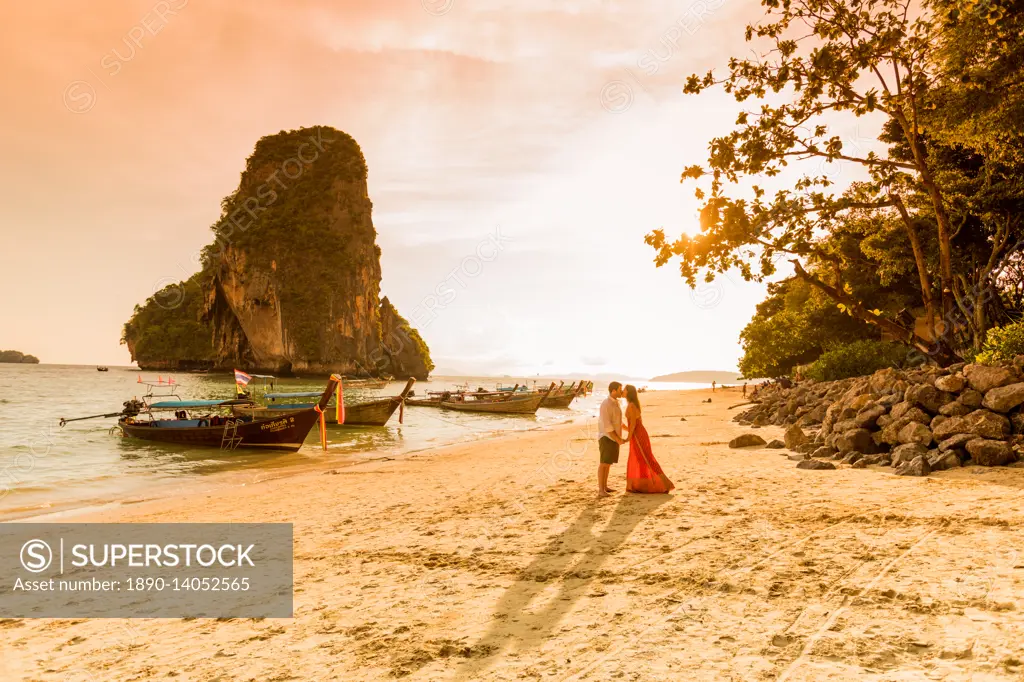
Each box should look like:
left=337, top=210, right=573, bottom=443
left=597, top=381, right=626, bottom=498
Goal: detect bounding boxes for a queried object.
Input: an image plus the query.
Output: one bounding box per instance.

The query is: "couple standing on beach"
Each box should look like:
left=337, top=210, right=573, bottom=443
left=597, top=382, right=675, bottom=498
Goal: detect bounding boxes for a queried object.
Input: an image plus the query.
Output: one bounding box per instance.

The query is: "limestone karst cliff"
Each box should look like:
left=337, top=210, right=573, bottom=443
left=122, top=126, right=432, bottom=379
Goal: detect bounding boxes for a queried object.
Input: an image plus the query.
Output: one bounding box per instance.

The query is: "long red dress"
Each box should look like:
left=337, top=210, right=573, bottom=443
left=626, top=415, right=675, bottom=494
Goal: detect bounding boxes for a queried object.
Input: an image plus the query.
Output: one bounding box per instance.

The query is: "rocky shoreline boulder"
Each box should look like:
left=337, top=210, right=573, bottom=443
left=736, top=358, right=1024, bottom=476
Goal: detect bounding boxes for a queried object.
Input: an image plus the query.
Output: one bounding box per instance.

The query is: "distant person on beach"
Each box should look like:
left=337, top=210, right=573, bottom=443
left=712, top=380, right=716, bottom=392
left=743, top=382, right=748, bottom=397
left=623, top=385, right=674, bottom=494
left=597, top=382, right=626, bottom=498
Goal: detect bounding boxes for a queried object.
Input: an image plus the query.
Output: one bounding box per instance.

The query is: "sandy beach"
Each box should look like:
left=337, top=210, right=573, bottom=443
left=4, top=387, right=1024, bottom=681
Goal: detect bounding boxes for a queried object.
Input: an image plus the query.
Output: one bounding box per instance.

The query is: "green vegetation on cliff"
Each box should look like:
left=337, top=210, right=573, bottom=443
left=202, top=127, right=374, bottom=361
left=121, top=274, right=217, bottom=368
left=377, top=297, right=435, bottom=378
left=0, top=350, right=40, bottom=364
left=122, top=126, right=433, bottom=378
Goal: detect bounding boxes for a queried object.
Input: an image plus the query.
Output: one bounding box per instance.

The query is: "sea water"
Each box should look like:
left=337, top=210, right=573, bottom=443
left=0, top=365, right=640, bottom=521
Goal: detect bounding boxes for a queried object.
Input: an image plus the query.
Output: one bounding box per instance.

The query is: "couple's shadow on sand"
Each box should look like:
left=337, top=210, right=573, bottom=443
left=454, top=492, right=670, bottom=678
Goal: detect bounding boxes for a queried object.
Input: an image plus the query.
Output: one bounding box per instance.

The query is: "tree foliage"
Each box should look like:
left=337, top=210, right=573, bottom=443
left=647, top=0, right=1024, bottom=367
left=121, top=274, right=217, bottom=367
left=805, top=339, right=914, bottom=382
left=739, top=277, right=879, bottom=378
left=975, top=319, right=1024, bottom=364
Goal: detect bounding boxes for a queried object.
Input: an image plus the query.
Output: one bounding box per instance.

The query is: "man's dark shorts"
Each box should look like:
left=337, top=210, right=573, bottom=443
left=599, top=436, right=620, bottom=464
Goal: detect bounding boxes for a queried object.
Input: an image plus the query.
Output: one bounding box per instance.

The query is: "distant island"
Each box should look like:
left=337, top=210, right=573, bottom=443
left=0, top=350, right=40, bottom=364
left=650, top=370, right=743, bottom=383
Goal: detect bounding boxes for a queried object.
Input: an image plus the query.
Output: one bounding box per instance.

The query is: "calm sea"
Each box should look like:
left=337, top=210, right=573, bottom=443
left=0, top=365, right=707, bottom=521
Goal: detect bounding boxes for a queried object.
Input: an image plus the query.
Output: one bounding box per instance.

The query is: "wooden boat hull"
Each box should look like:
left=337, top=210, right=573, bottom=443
left=233, top=398, right=398, bottom=427
left=405, top=398, right=441, bottom=408
left=540, top=392, right=576, bottom=409
left=233, top=377, right=415, bottom=426
left=118, top=409, right=320, bottom=452
left=118, top=375, right=340, bottom=452
left=440, top=393, right=544, bottom=415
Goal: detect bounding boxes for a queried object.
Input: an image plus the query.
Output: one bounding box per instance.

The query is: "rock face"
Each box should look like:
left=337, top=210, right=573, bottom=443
left=784, top=424, right=808, bottom=449
left=965, top=438, right=1015, bottom=466
left=123, top=127, right=433, bottom=378
left=737, top=358, right=1024, bottom=474
left=964, top=364, right=1017, bottom=393
left=933, top=410, right=1011, bottom=441
left=981, top=383, right=1024, bottom=413
left=896, top=455, right=931, bottom=477
left=797, top=459, right=836, bottom=470
left=729, top=434, right=767, bottom=448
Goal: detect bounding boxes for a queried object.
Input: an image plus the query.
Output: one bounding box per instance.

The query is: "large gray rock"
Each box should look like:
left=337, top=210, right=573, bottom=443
left=896, top=455, right=931, bottom=477
left=891, top=443, right=929, bottom=468
left=898, top=421, right=933, bottom=446
left=832, top=418, right=860, bottom=434
left=841, top=451, right=863, bottom=465
left=812, top=445, right=836, bottom=459
left=935, top=374, right=966, bottom=393
left=854, top=404, right=888, bottom=429
left=965, top=438, right=1016, bottom=467
left=938, top=433, right=975, bottom=452
left=729, top=434, right=767, bottom=448
left=797, top=459, right=836, bottom=470
left=960, top=388, right=984, bottom=408
left=939, top=400, right=973, bottom=417
left=981, top=382, right=1024, bottom=413
left=878, top=393, right=902, bottom=407
left=905, top=384, right=954, bottom=413
left=782, top=421, right=806, bottom=448
left=870, top=367, right=903, bottom=394
left=891, top=401, right=930, bottom=423
left=933, top=410, right=1011, bottom=441
left=859, top=453, right=891, bottom=466
left=964, top=364, right=1018, bottom=394
left=765, top=439, right=786, bottom=449
left=928, top=450, right=961, bottom=471
left=835, top=428, right=876, bottom=454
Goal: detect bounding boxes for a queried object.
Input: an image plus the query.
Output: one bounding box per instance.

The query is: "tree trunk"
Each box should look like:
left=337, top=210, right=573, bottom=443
left=890, top=193, right=936, bottom=339
left=892, top=112, right=955, bottom=322
left=790, top=262, right=927, bottom=350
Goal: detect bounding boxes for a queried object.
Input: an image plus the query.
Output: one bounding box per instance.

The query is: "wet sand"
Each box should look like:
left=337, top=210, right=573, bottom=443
left=3, top=388, right=1024, bottom=680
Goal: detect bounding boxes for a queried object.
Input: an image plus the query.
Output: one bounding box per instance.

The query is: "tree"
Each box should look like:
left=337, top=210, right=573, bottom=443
left=926, top=0, right=1024, bottom=164
left=644, top=0, right=999, bottom=362
left=739, top=277, right=880, bottom=378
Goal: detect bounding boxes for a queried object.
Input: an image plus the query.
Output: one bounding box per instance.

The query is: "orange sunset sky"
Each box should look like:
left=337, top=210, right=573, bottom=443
left=0, top=0, right=875, bottom=377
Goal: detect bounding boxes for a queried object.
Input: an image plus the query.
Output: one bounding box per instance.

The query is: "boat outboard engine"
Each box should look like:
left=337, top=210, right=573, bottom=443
left=122, top=399, right=145, bottom=418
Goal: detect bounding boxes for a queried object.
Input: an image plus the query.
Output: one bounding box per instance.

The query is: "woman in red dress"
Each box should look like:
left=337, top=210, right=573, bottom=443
left=624, top=385, right=675, bottom=494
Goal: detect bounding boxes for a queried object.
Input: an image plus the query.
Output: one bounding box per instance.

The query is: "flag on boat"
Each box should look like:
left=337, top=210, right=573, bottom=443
left=234, top=369, right=252, bottom=387
left=336, top=378, right=345, bottom=425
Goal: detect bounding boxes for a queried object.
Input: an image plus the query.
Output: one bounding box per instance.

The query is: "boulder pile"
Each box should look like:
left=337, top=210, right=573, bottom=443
left=734, top=357, right=1024, bottom=476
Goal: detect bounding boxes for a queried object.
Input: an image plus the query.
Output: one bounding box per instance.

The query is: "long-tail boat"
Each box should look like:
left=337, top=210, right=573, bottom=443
left=439, top=383, right=555, bottom=415
left=232, top=378, right=416, bottom=427
left=407, top=382, right=517, bottom=408
left=540, top=381, right=587, bottom=408
left=59, top=376, right=341, bottom=452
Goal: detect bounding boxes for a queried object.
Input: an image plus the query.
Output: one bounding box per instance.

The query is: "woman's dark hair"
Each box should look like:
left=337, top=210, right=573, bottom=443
left=624, top=384, right=641, bottom=412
